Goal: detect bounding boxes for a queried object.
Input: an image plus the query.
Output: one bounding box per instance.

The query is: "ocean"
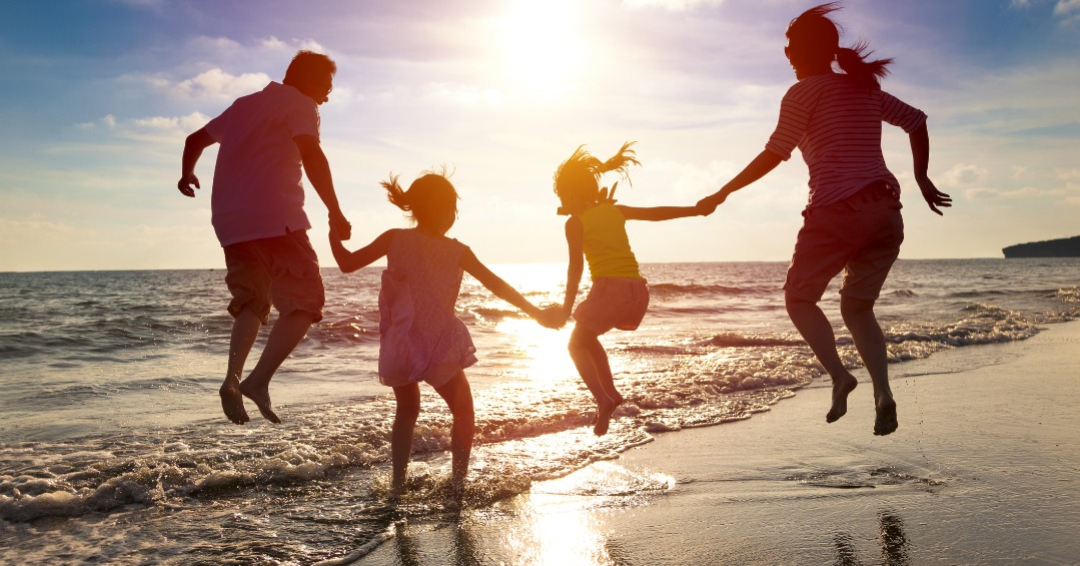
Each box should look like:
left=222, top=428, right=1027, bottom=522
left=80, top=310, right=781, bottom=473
left=1, top=259, right=1078, bottom=564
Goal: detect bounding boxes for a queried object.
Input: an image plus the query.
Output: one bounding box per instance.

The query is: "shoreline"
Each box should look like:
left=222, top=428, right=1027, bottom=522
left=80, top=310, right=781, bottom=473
left=360, top=320, right=1080, bottom=564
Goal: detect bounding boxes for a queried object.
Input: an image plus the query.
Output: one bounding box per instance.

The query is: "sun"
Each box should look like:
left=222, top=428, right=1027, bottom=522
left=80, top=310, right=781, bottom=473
left=501, top=0, right=585, bottom=94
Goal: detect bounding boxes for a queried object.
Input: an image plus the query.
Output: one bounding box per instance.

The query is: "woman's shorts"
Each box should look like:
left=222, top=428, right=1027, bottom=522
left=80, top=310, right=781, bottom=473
left=222, top=230, right=325, bottom=324
left=784, top=181, right=905, bottom=303
left=573, top=277, right=650, bottom=334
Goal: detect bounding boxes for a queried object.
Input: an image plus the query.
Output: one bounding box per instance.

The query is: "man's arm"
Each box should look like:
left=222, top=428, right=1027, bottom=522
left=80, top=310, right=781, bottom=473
left=178, top=128, right=216, bottom=198
left=295, top=134, right=352, bottom=240
left=618, top=204, right=706, bottom=222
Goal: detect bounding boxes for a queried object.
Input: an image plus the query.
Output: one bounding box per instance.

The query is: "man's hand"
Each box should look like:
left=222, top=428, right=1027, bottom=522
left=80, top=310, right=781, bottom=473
left=916, top=176, right=952, bottom=216
left=177, top=174, right=200, bottom=198
left=330, top=209, right=352, bottom=241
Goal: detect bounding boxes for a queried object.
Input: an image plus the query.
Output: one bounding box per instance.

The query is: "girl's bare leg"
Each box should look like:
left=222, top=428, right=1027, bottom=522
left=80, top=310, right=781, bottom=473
left=568, top=326, right=623, bottom=436
left=391, top=384, right=421, bottom=496
left=434, top=372, right=475, bottom=488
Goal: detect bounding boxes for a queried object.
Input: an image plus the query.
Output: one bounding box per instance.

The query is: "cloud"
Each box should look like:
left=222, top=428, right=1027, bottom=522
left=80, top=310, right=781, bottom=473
left=941, top=163, right=988, bottom=187
left=1054, top=0, right=1080, bottom=16
left=133, top=112, right=211, bottom=132
left=622, top=0, right=725, bottom=10
left=170, top=68, right=271, bottom=101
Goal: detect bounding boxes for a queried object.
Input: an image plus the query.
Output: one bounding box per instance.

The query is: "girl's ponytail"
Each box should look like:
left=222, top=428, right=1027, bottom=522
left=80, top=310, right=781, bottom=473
left=382, top=174, right=410, bottom=212
left=836, top=40, right=893, bottom=91
left=597, top=141, right=641, bottom=180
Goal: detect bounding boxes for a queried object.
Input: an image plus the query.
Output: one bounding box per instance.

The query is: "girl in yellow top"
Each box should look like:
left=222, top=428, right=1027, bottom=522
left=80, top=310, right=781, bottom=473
left=553, top=142, right=707, bottom=435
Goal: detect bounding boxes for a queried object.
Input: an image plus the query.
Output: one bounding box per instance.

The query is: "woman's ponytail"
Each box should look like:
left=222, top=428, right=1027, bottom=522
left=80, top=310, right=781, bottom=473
left=836, top=40, right=893, bottom=91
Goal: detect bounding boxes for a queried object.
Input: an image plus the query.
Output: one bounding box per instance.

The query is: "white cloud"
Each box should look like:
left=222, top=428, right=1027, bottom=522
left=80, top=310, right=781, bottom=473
left=133, top=112, right=210, bottom=133
left=622, top=0, right=725, bottom=10
left=171, top=68, right=271, bottom=101
left=941, top=163, right=988, bottom=187
left=1054, top=0, right=1080, bottom=16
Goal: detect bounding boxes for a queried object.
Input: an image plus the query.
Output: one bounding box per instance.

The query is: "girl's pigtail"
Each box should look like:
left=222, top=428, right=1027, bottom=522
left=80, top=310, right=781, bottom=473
left=381, top=174, right=410, bottom=211
left=597, top=141, right=641, bottom=183
left=836, top=40, right=893, bottom=91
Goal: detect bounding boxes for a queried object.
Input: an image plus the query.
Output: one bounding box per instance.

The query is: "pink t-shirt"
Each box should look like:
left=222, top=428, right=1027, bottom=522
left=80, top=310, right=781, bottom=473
left=204, top=82, right=320, bottom=247
left=765, top=74, right=927, bottom=210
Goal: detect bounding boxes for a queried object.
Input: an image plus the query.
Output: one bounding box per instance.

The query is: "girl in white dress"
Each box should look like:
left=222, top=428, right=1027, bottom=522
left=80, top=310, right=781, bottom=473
left=329, top=172, right=559, bottom=495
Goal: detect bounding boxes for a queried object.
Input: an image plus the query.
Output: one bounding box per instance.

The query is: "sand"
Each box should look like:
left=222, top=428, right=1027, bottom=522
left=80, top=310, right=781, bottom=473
left=360, top=320, right=1080, bottom=565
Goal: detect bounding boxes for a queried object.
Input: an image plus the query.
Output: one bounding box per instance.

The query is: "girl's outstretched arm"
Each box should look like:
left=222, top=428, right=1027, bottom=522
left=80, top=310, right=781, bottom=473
left=617, top=204, right=707, bottom=222
left=329, top=229, right=394, bottom=273
left=459, top=249, right=549, bottom=324
left=909, top=123, right=952, bottom=216
left=698, top=149, right=783, bottom=212
left=561, top=217, right=585, bottom=320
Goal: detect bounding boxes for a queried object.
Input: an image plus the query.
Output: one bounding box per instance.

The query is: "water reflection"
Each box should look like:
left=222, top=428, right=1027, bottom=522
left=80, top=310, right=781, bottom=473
left=375, top=462, right=671, bottom=565
left=832, top=508, right=911, bottom=566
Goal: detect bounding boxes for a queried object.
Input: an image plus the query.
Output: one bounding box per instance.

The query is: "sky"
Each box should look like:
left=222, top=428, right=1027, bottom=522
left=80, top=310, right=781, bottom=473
left=1, top=0, right=1079, bottom=271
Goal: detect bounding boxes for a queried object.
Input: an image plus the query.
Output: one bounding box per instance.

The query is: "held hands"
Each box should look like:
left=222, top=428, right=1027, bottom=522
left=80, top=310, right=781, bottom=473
left=177, top=174, right=200, bottom=198
left=329, top=209, right=352, bottom=241
left=536, top=304, right=568, bottom=330
left=695, top=192, right=726, bottom=216
left=916, top=176, right=952, bottom=216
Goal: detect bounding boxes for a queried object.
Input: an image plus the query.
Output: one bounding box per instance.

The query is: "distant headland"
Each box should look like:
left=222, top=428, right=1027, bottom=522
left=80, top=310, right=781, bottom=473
left=1002, top=235, right=1080, bottom=258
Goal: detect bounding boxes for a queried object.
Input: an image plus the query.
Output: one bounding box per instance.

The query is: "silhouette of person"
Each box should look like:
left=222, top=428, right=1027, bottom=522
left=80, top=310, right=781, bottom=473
left=177, top=50, right=352, bottom=425
left=698, top=3, right=951, bottom=435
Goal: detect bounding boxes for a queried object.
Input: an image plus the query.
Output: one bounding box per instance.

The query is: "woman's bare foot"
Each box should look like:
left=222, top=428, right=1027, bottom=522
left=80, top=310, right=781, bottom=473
left=593, top=395, right=624, bottom=436
left=874, top=396, right=898, bottom=436
left=219, top=381, right=250, bottom=425
left=826, top=374, right=859, bottom=423
left=238, top=380, right=281, bottom=424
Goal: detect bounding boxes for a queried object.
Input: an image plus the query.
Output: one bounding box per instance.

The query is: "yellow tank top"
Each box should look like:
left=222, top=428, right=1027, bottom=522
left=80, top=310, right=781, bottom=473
left=577, top=203, right=642, bottom=280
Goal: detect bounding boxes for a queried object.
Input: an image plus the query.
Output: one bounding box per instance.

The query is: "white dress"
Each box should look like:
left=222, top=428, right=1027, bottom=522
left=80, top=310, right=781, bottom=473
left=378, top=229, right=477, bottom=388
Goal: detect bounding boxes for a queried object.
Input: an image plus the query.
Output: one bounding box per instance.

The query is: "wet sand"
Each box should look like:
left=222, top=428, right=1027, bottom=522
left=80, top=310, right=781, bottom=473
left=360, top=320, right=1080, bottom=564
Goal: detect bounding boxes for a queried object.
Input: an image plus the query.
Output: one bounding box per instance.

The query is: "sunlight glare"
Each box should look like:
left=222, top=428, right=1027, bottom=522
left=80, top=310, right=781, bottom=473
left=501, top=0, right=585, bottom=95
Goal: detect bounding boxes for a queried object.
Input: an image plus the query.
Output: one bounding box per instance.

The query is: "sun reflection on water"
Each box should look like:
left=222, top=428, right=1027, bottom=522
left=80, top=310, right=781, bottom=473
left=487, top=462, right=675, bottom=565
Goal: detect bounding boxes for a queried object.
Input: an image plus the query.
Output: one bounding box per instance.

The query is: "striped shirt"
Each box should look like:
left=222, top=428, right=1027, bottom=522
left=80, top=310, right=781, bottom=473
left=765, top=73, right=927, bottom=210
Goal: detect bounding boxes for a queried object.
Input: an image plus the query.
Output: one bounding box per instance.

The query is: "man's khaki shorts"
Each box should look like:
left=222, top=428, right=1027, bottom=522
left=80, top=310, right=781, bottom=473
left=222, top=230, right=325, bottom=324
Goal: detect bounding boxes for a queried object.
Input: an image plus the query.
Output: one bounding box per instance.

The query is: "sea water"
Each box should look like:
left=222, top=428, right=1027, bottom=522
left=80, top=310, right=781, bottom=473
left=1, top=259, right=1077, bottom=563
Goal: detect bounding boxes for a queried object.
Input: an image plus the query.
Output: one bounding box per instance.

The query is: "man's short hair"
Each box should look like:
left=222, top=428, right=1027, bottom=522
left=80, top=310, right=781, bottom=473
left=283, top=51, right=337, bottom=89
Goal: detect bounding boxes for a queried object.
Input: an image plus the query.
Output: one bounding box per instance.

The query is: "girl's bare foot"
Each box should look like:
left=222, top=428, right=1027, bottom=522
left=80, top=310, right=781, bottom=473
left=238, top=380, right=281, bottom=424
left=826, top=374, right=858, bottom=423
left=219, top=382, right=250, bottom=425
left=593, top=395, right=624, bottom=436
left=874, top=397, right=898, bottom=436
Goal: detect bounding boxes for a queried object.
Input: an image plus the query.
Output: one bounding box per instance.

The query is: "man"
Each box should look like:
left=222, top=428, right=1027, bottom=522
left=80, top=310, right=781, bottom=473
left=177, top=50, right=352, bottom=424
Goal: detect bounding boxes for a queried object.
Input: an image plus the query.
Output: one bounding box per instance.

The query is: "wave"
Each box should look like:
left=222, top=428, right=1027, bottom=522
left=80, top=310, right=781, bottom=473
left=648, top=282, right=770, bottom=297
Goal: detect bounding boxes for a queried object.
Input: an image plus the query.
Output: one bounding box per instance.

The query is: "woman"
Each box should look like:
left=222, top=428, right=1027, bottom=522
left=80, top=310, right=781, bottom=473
left=698, top=3, right=951, bottom=435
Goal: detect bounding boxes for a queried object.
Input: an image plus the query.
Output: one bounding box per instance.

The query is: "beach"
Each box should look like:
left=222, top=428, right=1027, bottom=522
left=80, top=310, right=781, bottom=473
left=1, top=261, right=1078, bottom=564
left=360, top=319, right=1080, bottom=565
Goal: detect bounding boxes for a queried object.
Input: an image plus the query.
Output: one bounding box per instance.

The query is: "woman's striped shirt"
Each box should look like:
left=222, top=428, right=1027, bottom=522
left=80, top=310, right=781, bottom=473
left=765, top=73, right=927, bottom=210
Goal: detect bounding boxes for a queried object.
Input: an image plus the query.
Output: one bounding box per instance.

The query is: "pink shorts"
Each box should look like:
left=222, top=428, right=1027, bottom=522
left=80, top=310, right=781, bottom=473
left=573, top=277, right=650, bottom=334
left=784, top=181, right=904, bottom=303
left=222, top=231, right=325, bottom=324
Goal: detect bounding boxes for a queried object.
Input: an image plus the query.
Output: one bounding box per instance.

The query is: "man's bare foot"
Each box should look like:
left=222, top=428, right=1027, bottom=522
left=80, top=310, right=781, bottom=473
left=219, top=381, right=250, bottom=425
left=593, top=395, right=624, bottom=436
left=238, top=380, right=281, bottom=424
left=826, top=374, right=859, bottom=423
left=874, top=397, right=898, bottom=436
